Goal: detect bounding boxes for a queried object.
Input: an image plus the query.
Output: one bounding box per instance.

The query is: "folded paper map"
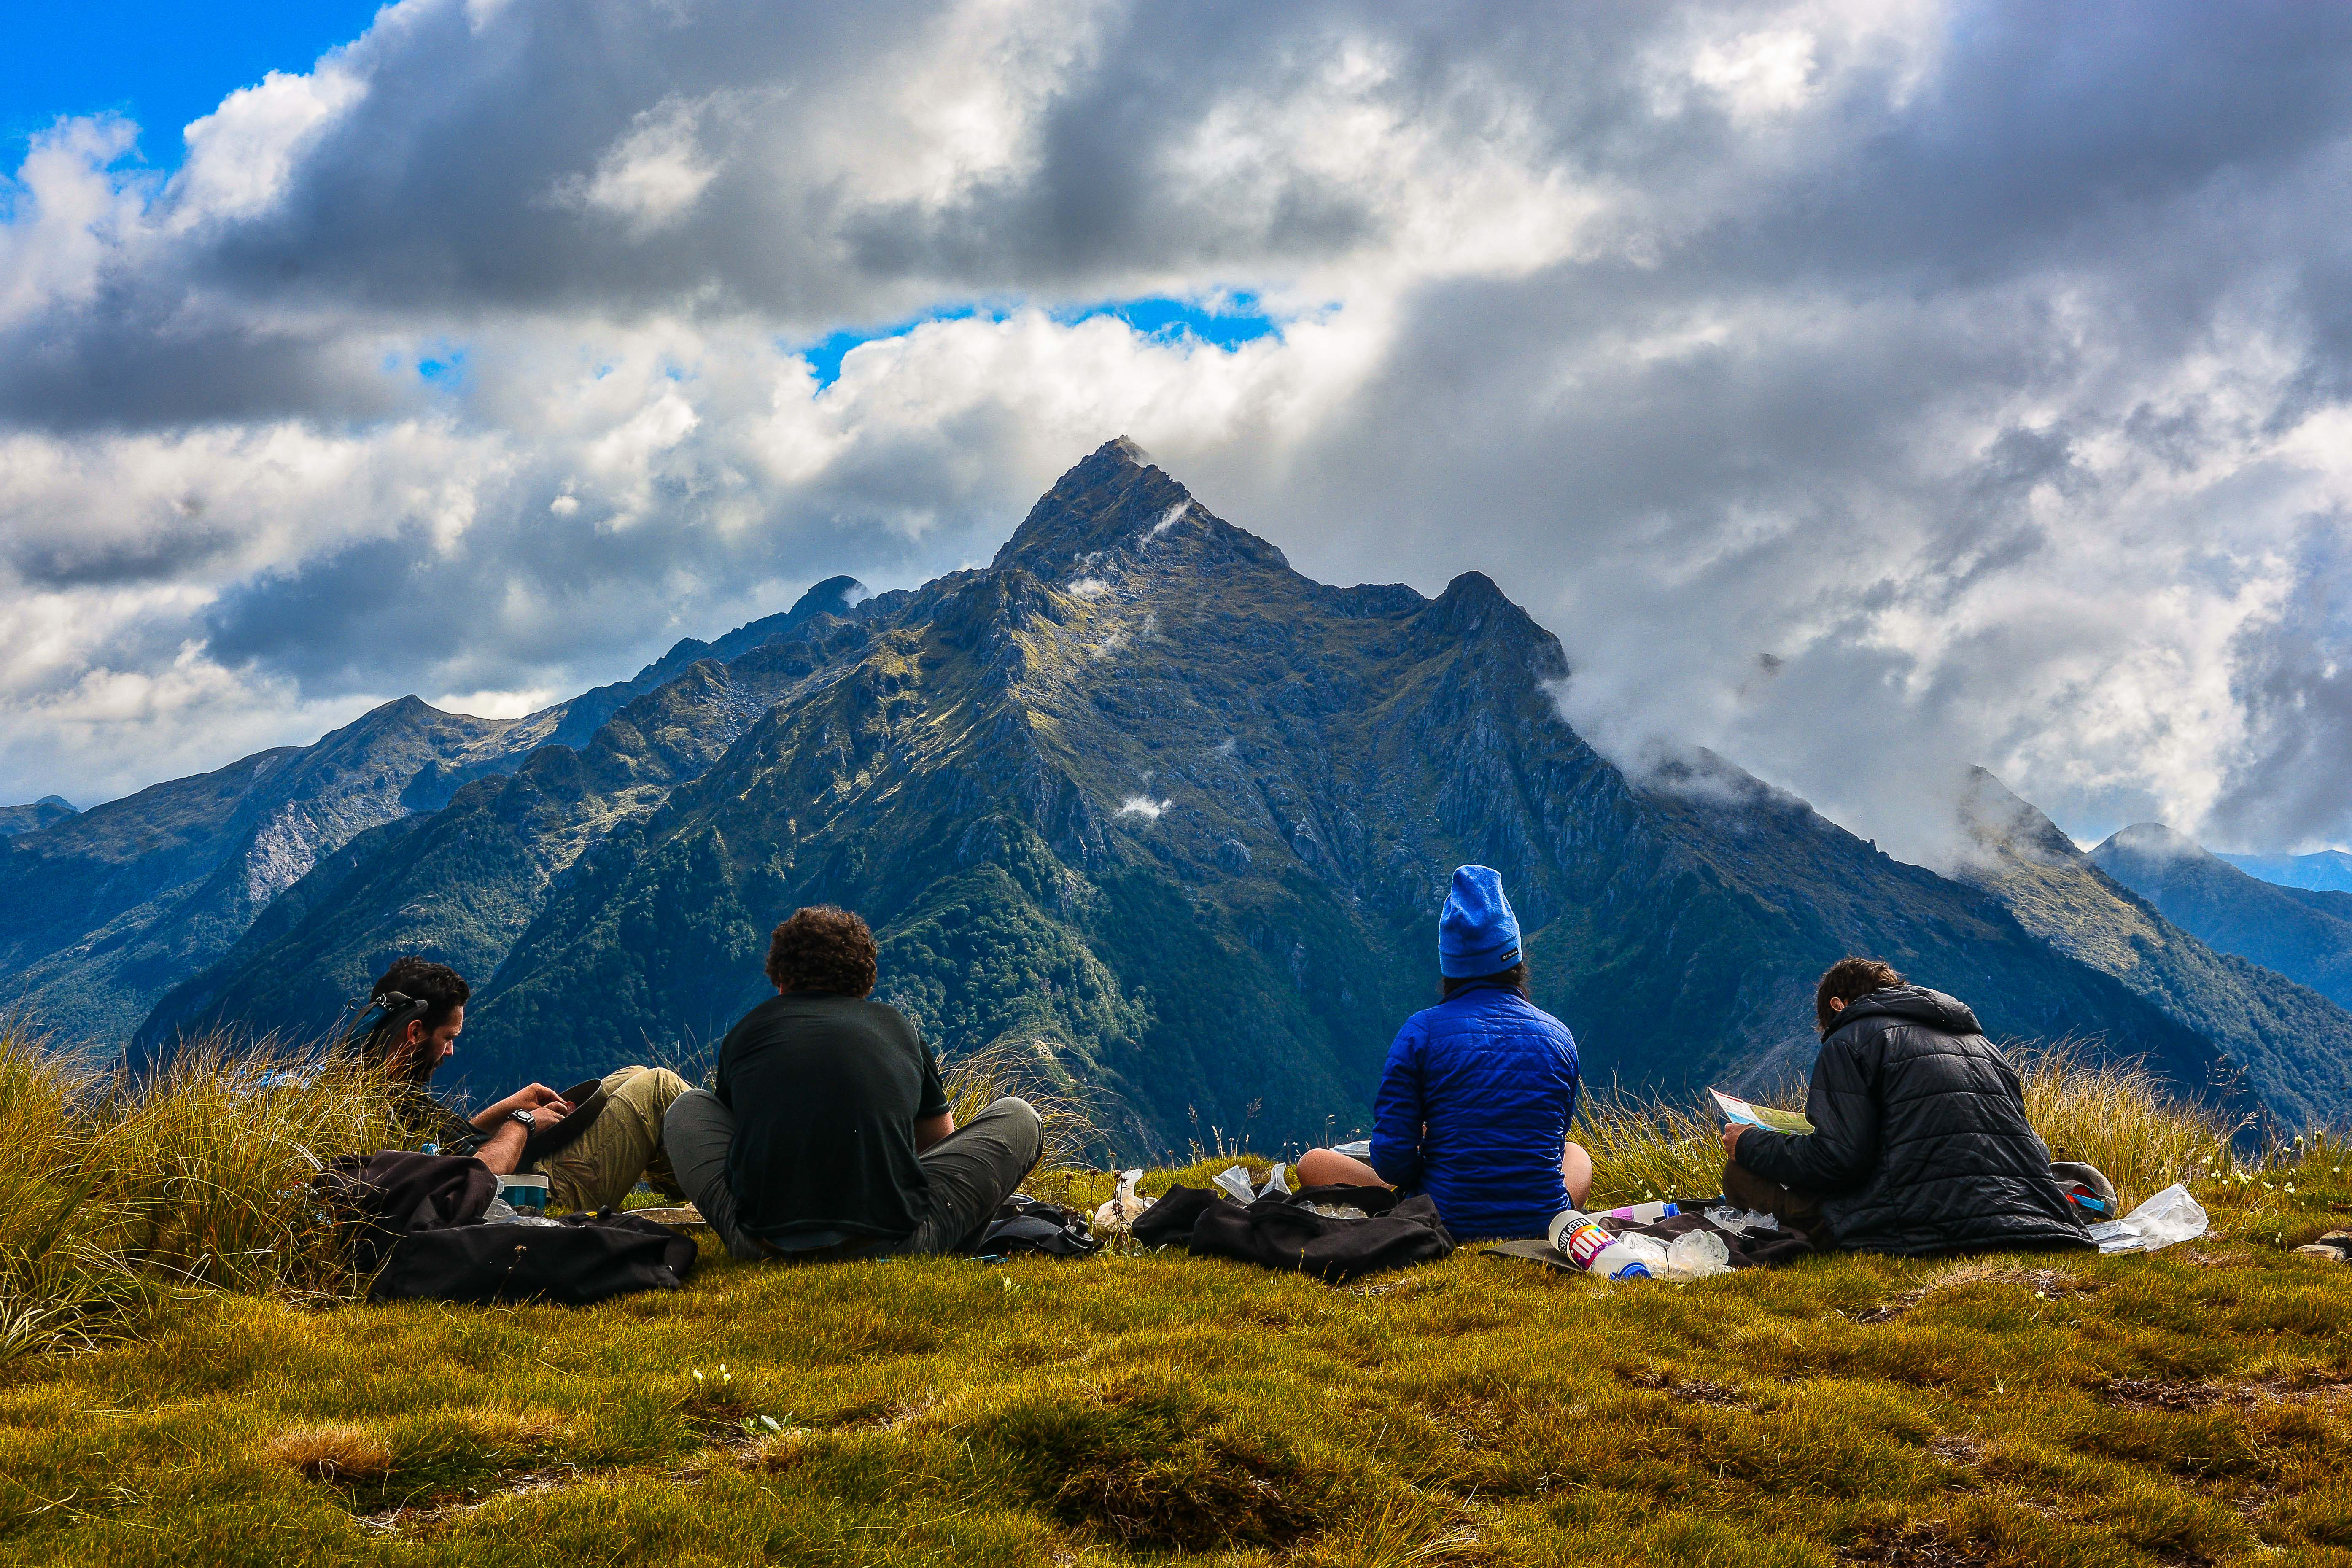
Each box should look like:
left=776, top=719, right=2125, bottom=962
left=1710, top=1088, right=1814, bottom=1136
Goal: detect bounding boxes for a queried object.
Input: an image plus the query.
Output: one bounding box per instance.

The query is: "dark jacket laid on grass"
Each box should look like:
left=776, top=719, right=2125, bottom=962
left=1370, top=982, right=1579, bottom=1241
left=1734, top=986, right=2090, bottom=1255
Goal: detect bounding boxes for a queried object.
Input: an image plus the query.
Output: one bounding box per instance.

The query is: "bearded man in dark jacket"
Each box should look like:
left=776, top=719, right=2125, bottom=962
left=1721, top=958, right=2090, bottom=1255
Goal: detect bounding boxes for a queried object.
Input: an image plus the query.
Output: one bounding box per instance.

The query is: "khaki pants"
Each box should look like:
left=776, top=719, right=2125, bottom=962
left=539, top=1065, right=690, bottom=1212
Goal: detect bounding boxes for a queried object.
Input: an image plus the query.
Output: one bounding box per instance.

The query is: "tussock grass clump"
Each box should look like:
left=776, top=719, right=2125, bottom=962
left=968, top=1373, right=1339, bottom=1550
left=267, top=1423, right=395, bottom=1484
left=0, top=1025, right=404, bottom=1358
left=938, top=1038, right=1105, bottom=1177
left=1574, top=1087, right=1728, bottom=1207
left=2018, top=1041, right=2242, bottom=1207
left=0, top=1030, right=140, bottom=1361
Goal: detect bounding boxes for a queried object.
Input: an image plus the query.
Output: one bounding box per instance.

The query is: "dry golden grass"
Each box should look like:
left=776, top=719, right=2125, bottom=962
left=939, top=1037, right=1107, bottom=1179
left=0, top=1025, right=407, bottom=1359
left=266, top=1423, right=395, bottom=1484
left=2018, top=1040, right=2244, bottom=1207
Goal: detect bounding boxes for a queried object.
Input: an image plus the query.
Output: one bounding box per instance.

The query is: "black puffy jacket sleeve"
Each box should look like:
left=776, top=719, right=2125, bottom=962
left=1735, top=1029, right=1881, bottom=1196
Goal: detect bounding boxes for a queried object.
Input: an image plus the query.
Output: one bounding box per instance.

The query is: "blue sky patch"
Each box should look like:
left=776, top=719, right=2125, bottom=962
left=1059, top=293, right=1280, bottom=349
left=415, top=349, right=469, bottom=389
left=2, top=0, right=383, bottom=162
left=793, top=295, right=1280, bottom=388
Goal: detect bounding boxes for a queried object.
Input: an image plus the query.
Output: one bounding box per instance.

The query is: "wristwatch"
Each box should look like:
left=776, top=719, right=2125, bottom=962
left=509, top=1108, right=535, bottom=1130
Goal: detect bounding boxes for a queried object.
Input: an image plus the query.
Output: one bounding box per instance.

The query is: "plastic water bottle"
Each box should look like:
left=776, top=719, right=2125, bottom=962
left=1602, top=1200, right=1679, bottom=1223
left=1547, top=1209, right=1654, bottom=1279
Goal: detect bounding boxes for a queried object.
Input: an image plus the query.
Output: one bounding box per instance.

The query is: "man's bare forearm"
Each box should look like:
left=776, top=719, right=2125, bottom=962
left=474, top=1121, right=527, bottom=1176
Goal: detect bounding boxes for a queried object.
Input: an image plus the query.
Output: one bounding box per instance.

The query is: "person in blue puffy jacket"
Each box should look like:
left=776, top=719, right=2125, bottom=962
left=1296, top=866, right=1590, bottom=1239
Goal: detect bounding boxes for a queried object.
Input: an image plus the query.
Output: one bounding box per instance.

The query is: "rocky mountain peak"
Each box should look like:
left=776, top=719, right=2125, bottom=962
left=1958, top=765, right=2085, bottom=868
left=2102, top=822, right=2205, bottom=861
left=993, top=437, right=1288, bottom=583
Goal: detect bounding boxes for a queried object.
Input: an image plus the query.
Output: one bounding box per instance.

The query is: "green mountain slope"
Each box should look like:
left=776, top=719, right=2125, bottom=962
left=1953, top=772, right=2351, bottom=1126
left=2092, top=823, right=2352, bottom=1012
left=132, top=439, right=2310, bottom=1150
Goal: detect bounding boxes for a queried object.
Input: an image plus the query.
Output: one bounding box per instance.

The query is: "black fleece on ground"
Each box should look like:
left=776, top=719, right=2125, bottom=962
left=1733, top=986, right=2091, bottom=1256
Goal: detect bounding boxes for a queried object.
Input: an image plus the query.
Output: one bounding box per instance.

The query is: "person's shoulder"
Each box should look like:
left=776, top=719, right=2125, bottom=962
left=1518, top=997, right=1575, bottom=1041
left=845, top=994, right=923, bottom=1039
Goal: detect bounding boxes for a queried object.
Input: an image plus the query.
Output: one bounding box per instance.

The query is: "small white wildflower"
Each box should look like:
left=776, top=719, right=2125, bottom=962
left=2285, top=1184, right=2295, bottom=1195
left=692, top=1369, right=704, bottom=1383
left=760, top=1414, right=783, bottom=1432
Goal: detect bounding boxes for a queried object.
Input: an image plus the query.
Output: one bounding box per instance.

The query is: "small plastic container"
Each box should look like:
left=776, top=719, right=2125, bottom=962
left=501, top=1173, right=550, bottom=1215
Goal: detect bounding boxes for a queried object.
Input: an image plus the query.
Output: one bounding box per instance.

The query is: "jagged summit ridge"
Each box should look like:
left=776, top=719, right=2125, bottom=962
left=993, top=436, right=1290, bottom=582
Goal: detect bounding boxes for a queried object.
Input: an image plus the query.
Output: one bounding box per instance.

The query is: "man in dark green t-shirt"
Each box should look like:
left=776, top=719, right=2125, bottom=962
left=664, top=905, right=1043, bottom=1259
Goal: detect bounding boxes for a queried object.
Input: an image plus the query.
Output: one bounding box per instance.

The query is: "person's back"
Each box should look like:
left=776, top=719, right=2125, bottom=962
left=1731, top=975, right=2088, bottom=1255
left=1372, top=981, right=1579, bottom=1240
left=717, top=991, right=942, bottom=1248
left=663, top=904, right=1043, bottom=1261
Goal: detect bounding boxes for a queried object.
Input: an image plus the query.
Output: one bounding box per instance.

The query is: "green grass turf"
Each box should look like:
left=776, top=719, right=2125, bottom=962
left=2, top=1163, right=2349, bottom=1568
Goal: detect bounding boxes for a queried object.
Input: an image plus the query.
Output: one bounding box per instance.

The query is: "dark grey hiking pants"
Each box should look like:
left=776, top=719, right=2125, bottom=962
left=663, top=1090, right=1044, bottom=1262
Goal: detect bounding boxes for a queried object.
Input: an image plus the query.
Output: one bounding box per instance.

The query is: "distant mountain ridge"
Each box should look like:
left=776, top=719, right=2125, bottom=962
left=0, top=796, right=77, bottom=838
left=64, top=442, right=2329, bottom=1145
left=2219, top=849, right=2352, bottom=894
left=1947, top=773, right=2352, bottom=1126
left=2092, top=824, right=2352, bottom=1016
left=0, top=577, right=867, bottom=1048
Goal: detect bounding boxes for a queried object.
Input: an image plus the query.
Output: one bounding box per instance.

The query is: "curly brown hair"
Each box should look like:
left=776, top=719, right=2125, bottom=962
left=765, top=905, right=878, bottom=997
left=1815, top=956, right=1904, bottom=1036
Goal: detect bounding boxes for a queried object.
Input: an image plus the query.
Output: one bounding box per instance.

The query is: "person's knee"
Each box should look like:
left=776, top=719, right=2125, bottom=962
left=664, top=1086, right=728, bottom=1147
left=983, top=1096, right=1043, bottom=1162
left=618, top=1065, right=690, bottom=1117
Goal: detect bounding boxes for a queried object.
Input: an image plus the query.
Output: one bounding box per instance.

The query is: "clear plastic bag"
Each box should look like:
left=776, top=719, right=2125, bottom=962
left=1612, top=1231, right=1671, bottom=1271
left=2085, top=1183, right=2208, bottom=1255
left=1260, top=1162, right=1292, bottom=1197
left=1213, top=1164, right=1259, bottom=1204
left=1665, top=1228, right=1732, bottom=1280
left=1704, top=1206, right=1779, bottom=1236
left=1092, top=1168, right=1153, bottom=1235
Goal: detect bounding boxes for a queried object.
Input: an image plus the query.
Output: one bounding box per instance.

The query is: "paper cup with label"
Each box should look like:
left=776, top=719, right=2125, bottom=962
left=501, top=1173, right=550, bottom=1214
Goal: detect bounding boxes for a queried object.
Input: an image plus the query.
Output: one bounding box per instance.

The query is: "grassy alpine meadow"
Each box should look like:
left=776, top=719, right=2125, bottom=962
left=0, top=1026, right=2349, bottom=1567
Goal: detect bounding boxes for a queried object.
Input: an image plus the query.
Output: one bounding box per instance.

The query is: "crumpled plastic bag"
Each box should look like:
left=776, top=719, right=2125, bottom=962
left=1665, top=1228, right=1732, bottom=1280
left=2085, top=1183, right=2207, bottom=1255
left=1260, top=1162, right=1292, bottom=1197
left=1612, top=1231, right=1671, bottom=1272
left=1704, top=1206, right=1780, bottom=1236
left=1093, top=1168, right=1154, bottom=1235
left=1213, top=1164, right=1259, bottom=1204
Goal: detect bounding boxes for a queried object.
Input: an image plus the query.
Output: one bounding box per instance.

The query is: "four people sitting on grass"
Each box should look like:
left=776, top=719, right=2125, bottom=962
left=369, top=869, right=2089, bottom=1262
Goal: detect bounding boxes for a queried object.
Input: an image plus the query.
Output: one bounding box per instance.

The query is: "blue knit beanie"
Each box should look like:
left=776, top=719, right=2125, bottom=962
left=1439, top=865, right=1522, bottom=978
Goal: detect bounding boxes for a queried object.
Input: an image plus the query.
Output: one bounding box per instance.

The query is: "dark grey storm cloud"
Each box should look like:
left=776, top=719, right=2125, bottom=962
left=5, top=0, right=2352, bottom=859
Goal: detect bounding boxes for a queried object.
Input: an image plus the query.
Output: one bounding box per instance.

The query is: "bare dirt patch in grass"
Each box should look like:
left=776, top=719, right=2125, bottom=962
left=1836, top=1520, right=1990, bottom=1565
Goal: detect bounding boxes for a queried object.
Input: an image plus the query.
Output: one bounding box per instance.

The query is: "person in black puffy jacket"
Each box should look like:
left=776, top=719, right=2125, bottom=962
left=1722, top=957, right=2091, bottom=1256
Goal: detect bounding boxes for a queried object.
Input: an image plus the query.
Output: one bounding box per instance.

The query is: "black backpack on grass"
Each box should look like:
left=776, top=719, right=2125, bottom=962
left=316, top=1151, right=698, bottom=1306
left=1132, top=1183, right=1455, bottom=1283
